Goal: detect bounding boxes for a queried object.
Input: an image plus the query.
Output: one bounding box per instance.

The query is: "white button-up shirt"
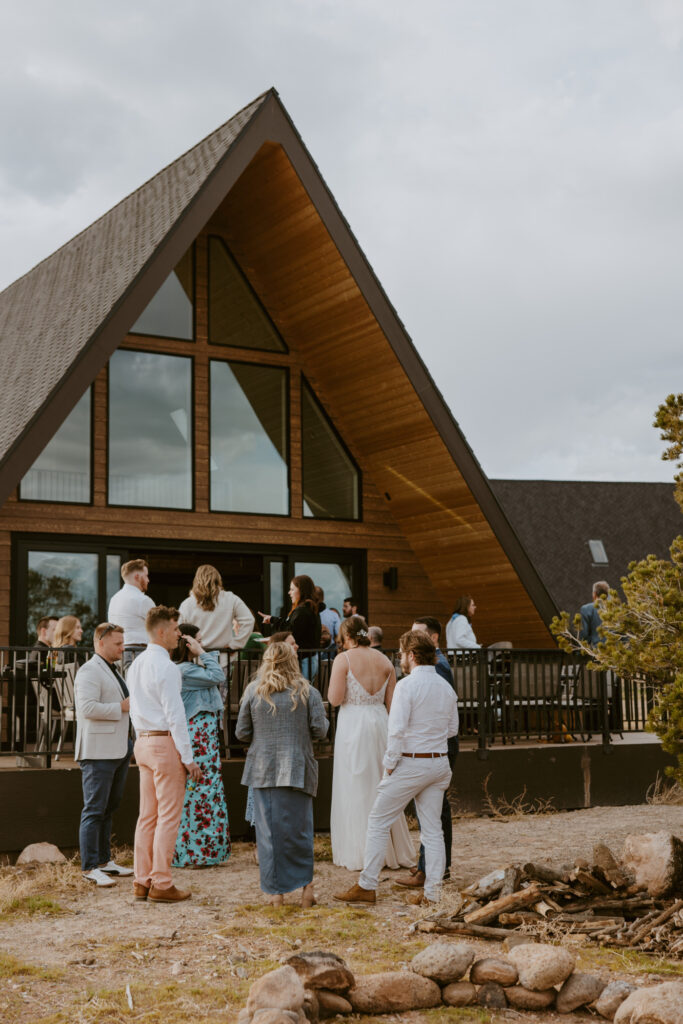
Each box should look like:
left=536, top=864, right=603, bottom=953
left=127, top=644, right=193, bottom=764
left=383, top=663, right=459, bottom=771
left=108, top=583, right=155, bottom=646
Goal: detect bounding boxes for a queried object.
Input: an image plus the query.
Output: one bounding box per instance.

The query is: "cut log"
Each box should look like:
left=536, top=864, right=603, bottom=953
left=499, top=911, right=543, bottom=925
left=500, top=865, right=523, bottom=897
left=560, top=897, right=658, bottom=914
left=592, top=842, right=632, bottom=889
left=626, top=899, right=683, bottom=946
left=464, top=884, right=540, bottom=925
left=523, top=862, right=568, bottom=884
left=419, top=921, right=515, bottom=940
left=573, top=869, right=612, bottom=895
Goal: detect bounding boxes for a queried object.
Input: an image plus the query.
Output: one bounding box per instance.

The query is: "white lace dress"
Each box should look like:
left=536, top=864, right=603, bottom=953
left=330, top=660, right=416, bottom=871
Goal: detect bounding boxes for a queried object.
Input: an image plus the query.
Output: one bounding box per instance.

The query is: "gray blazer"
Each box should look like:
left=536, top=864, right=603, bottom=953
left=236, top=685, right=329, bottom=797
left=74, top=655, right=130, bottom=761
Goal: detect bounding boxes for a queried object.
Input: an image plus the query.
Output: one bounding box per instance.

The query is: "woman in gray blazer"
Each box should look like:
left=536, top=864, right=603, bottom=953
left=236, top=642, right=328, bottom=907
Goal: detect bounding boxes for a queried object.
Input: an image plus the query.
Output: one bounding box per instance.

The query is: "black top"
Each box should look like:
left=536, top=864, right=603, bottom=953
left=271, top=604, right=321, bottom=650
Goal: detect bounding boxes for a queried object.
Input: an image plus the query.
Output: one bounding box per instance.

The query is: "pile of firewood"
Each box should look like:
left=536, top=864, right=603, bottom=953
left=416, top=841, right=683, bottom=959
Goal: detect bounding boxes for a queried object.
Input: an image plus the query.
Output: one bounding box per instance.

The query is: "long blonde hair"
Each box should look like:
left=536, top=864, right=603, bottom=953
left=248, top=642, right=310, bottom=714
left=191, top=564, right=223, bottom=611
left=54, top=615, right=81, bottom=647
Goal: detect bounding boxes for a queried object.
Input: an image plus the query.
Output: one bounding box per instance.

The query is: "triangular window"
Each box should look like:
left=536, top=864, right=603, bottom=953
left=208, top=236, right=287, bottom=352
left=130, top=245, right=194, bottom=340
left=302, top=378, right=360, bottom=520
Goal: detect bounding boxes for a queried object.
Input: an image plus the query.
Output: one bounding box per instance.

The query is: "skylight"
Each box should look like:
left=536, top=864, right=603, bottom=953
left=588, top=540, right=608, bottom=564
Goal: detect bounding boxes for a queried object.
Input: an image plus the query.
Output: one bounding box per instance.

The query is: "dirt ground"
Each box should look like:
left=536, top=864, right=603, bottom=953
left=0, top=804, right=682, bottom=1024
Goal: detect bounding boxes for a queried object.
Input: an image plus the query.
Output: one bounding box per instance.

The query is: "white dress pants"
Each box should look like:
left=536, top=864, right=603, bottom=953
left=359, top=756, right=451, bottom=901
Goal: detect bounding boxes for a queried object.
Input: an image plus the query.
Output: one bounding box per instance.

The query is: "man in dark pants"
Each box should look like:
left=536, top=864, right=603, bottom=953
left=74, top=623, right=134, bottom=887
left=395, top=616, right=458, bottom=888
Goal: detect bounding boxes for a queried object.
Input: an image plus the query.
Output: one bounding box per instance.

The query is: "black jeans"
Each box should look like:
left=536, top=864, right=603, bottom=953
left=79, top=740, right=133, bottom=870
left=417, top=737, right=458, bottom=875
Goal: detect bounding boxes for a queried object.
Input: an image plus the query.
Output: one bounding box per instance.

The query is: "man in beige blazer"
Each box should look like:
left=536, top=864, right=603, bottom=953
left=75, top=623, right=134, bottom=887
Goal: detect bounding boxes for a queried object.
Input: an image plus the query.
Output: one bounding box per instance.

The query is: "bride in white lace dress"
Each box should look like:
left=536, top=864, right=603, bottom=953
left=328, top=616, right=416, bottom=871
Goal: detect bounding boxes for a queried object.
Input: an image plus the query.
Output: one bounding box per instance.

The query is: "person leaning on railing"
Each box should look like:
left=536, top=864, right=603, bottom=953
left=178, top=564, right=254, bottom=654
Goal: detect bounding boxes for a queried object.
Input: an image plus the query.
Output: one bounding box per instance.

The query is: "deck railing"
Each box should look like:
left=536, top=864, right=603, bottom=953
left=0, top=645, right=662, bottom=765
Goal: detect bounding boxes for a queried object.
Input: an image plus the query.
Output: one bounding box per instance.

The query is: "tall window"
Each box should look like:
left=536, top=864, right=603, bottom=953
left=210, top=360, right=289, bottom=514
left=19, top=390, right=91, bottom=503
left=208, top=236, right=286, bottom=352
left=302, top=379, right=360, bottom=519
left=27, top=550, right=99, bottom=644
left=130, top=246, right=194, bottom=340
left=108, top=350, right=193, bottom=509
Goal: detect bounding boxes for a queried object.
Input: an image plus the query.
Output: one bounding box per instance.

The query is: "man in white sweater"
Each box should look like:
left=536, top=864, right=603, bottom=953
left=108, top=559, right=155, bottom=668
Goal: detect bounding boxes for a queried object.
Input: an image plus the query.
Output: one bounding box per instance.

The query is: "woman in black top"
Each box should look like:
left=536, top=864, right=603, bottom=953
left=259, top=575, right=321, bottom=678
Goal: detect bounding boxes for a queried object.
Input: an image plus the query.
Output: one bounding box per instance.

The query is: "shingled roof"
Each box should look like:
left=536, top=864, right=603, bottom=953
left=0, top=91, right=269, bottom=496
left=491, top=479, right=682, bottom=615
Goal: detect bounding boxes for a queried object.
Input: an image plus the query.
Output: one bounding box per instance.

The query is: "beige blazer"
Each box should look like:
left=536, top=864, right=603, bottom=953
left=74, top=655, right=130, bottom=761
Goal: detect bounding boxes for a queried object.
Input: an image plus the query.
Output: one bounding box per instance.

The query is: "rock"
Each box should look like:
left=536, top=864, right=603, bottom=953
left=505, top=986, right=556, bottom=1010
left=285, top=951, right=354, bottom=991
left=302, top=989, right=319, bottom=1022
left=470, top=958, right=518, bottom=986
left=477, top=982, right=508, bottom=1008
left=316, top=990, right=352, bottom=1017
left=615, top=981, right=683, bottom=1024
left=16, top=842, right=66, bottom=865
left=442, top=981, right=477, bottom=1006
left=595, top=981, right=638, bottom=1020
left=247, top=967, right=306, bottom=1015
left=252, top=1012, right=302, bottom=1024
left=410, top=941, right=475, bottom=984
left=507, top=943, right=575, bottom=991
left=170, top=962, right=183, bottom=977
left=237, top=1010, right=251, bottom=1024
left=622, top=832, right=683, bottom=898
left=349, top=972, right=442, bottom=1013
left=556, top=972, right=607, bottom=1013
left=593, top=843, right=633, bottom=888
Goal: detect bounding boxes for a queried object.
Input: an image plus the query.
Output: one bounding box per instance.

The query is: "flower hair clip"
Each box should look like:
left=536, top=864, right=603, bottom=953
left=357, top=628, right=368, bottom=637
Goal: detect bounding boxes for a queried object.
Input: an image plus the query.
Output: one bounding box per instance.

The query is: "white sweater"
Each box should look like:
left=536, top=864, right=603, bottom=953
left=177, top=590, right=255, bottom=650
left=446, top=613, right=480, bottom=650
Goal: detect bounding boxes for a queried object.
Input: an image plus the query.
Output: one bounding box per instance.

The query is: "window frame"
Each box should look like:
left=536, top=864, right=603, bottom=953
left=106, top=348, right=195, bottom=512
left=18, top=386, right=95, bottom=506
left=208, top=356, right=291, bottom=518
left=207, top=235, right=289, bottom=354
left=301, top=374, right=362, bottom=522
left=128, top=242, right=196, bottom=343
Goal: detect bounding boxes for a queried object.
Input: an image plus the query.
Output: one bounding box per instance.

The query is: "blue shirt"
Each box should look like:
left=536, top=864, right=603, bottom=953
left=179, top=651, right=225, bottom=721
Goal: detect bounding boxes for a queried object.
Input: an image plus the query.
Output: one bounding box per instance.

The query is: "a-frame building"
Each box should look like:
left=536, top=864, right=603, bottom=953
left=0, top=89, right=556, bottom=647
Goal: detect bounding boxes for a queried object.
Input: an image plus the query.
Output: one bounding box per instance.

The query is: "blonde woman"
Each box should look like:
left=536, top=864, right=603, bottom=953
left=235, top=642, right=329, bottom=907
left=178, top=565, right=254, bottom=651
left=54, top=615, right=84, bottom=666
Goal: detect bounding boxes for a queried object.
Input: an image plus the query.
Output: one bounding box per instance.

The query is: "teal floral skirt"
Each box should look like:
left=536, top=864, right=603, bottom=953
left=173, top=711, right=231, bottom=867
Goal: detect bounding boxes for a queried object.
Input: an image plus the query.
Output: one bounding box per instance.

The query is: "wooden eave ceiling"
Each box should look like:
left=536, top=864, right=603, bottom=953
left=211, top=142, right=554, bottom=647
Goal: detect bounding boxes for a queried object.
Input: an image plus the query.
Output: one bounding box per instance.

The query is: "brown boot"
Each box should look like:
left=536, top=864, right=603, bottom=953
left=333, top=883, right=376, bottom=904
left=133, top=883, right=150, bottom=901
left=395, top=870, right=426, bottom=888
left=148, top=885, right=191, bottom=903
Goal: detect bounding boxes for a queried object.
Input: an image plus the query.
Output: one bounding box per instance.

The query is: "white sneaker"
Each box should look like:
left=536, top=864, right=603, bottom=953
left=83, top=868, right=116, bottom=887
left=99, top=860, right=133, bottom=876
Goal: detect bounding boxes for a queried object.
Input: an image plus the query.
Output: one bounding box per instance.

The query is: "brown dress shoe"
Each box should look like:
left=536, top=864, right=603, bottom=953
left=133, top=883, right=150, bottom=901
left=394, top=870, right=426, bottom=888
left=333, top=883, right=376, bottom=904
left=148, top=885, right=191, bottom=903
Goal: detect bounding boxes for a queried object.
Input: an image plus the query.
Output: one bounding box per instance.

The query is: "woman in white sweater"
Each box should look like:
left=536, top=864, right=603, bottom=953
left=446, top=595, right=481, bottom=650
left=179, top=565, right=255, bottom=651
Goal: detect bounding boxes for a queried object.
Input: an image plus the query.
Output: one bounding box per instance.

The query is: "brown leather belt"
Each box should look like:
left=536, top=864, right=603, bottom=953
left=138, top=730, right=170, bottom=737
left=402, top=752, right=447, bottom=758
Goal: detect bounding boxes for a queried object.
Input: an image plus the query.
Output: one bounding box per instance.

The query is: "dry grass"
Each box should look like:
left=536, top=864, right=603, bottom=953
left=0, top=860, right=84, bottom=918
left=579, top=945, right=683, bottom=977
left=481, top=773, right=556, bottom=820
left=646, top=774, right=683, bottom=806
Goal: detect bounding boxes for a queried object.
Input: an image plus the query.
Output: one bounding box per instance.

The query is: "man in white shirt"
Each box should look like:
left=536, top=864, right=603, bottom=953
left=108, top=559, right=155, bottom=669
left=334, top=630, right=459, bottom=906
left=127, top=606, right=201, bottom=903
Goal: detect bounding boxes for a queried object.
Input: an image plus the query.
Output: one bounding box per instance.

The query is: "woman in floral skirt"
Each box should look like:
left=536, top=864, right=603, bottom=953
left=172, top=623, right=231, bottom=867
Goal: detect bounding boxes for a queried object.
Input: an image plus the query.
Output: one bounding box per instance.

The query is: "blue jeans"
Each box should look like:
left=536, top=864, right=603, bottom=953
left=79, top=741, right=133, bottom=870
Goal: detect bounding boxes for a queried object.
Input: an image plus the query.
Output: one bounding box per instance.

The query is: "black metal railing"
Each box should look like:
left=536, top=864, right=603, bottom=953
left=0, top=645, right=661, bottom=765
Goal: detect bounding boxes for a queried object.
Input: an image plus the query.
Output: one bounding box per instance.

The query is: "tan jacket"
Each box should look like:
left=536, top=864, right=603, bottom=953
left=74, top=655, right=130, bottom=760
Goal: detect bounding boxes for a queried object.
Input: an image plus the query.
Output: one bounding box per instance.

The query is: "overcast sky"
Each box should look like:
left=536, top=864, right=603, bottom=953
left=2, top=0, right=682, bottom=482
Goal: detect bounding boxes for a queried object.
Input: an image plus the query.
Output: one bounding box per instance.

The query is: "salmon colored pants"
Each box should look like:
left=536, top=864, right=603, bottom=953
left=134, top=735, right=186, bottom=890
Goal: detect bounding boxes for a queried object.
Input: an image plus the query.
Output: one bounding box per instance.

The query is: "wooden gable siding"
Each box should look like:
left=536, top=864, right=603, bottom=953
left=0, top=230, right=445, bottom=647
left=212, top=144, right=553, bottom=648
